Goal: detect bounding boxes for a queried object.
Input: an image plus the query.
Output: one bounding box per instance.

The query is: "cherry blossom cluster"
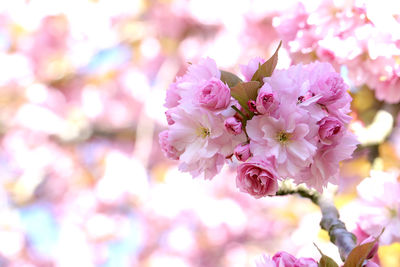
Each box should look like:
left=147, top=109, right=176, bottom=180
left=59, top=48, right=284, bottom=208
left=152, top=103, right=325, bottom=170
left=275, top=1, right=400, bottom=103
left=160, top=51, right=358, bottom=197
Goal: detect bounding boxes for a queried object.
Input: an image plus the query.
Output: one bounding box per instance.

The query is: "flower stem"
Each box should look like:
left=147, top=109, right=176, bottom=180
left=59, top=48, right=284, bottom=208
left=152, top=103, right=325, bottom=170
left=276, top=185, right=357, bottom=261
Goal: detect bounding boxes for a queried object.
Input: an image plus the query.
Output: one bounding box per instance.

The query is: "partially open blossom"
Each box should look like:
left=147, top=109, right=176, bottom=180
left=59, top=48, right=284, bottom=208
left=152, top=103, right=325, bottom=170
left=256, top=83, right=279, bottom=116
left=225, top=117, right=242, bottom=135
left=313, top=71, right=347, bottom=106
left=234, top=143, right=251, bottom=161
left=195, top=77, right=231, bottom=111
left=317, top=116, right=344, bottom=145
left=236, top=157, right=279, bottom=198
left=360, top=235, right=379, bottom=260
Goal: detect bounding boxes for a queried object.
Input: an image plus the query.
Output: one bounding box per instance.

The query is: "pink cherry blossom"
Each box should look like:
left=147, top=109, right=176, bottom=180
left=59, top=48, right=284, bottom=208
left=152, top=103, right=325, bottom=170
left=272, top=251, right=297, bottom=266
left=167, top=107, right=244, bottom=179
left=317, top=116, right=344, bottom=145
left=159, top=130, right=181, bottom=160
left=236, top=156, right=279, bottom=198
left=256, top=83, right=279, bottom=117
left=166, top=58, right=222, bottom=110
left=247, top=110, right=317, bottom=177
left=195, top=77, right=231, bottom=111
left=299, top=132, right=358, bottom=192
left=234, top=143, right=251, bottom=162
left=165, top=79, right=182, bottom=108
left=225, top=117, right=242, bottom=135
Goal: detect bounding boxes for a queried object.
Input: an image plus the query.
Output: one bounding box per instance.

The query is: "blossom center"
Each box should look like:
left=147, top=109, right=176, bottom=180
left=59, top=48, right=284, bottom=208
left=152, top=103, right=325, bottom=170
left=276, top=131, right=291, bottom=144
left=388, top=207, right=398, bottom=218
left=196, top=126, right=210, bottom=139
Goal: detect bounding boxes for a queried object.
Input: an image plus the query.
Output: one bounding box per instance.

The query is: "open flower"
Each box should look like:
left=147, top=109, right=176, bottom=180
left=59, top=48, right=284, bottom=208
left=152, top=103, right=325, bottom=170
left=247, top=110, right=317, bottom=177
left=236, top=156, right=279, bottom=198
left=167, top=107, right=244, bottom=179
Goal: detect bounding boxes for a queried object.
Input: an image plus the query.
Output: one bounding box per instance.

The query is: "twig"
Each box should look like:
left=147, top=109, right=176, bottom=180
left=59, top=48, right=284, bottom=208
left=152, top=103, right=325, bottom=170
left=276, top=184, right=357, bottom=261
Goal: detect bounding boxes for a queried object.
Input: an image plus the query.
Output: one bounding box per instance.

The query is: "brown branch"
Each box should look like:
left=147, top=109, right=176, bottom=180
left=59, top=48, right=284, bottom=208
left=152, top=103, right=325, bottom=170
left=276, top=185, right=357, bottom=261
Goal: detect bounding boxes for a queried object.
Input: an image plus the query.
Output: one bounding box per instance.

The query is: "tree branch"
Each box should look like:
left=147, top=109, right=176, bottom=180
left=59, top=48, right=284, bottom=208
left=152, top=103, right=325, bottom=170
left=276, top=184, right=357, bottom=261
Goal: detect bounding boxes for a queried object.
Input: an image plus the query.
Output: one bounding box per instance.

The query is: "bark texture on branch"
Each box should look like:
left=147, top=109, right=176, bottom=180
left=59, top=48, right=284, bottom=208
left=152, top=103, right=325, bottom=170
left=276, top=185, right=357, bottom=261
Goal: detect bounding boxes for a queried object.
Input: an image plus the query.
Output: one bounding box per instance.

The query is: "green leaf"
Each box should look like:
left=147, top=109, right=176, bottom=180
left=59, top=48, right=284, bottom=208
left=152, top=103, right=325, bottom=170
left=319, top=255, right=339, bottom=267
left=343, top=241, right=377, bottom=267
left=230, top=81, right=261, bottom=114
left=220, top=70, right=242, bottom=87
left=314, top=243, right=339, bottom=267
left=251, top=40, right=282, bottom=83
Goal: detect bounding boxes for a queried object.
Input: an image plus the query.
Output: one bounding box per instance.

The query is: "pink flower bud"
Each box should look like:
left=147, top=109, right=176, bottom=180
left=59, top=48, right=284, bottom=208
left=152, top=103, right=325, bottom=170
left=256, top=83, right=278, bottom=115
left=234, top=143, right=251, bottom=161
left=248, top=99, right=258, bottom=114
left=318, top=116, right=344, bottom=145
left=236, top=157, right=279, bottom=198
left=225, top=117, right=242, bottom=135
left=361, top=236, right=379, bottom=260
left=196, top=77, right=231, bottom=111
left=272, top=251, right=297, bottom=266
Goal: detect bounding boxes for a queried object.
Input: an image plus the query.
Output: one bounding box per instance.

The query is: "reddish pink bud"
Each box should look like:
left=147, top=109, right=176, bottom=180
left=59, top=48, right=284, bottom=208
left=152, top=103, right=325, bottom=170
left=361, top=236, right=379, bottom=260
left=272, top=251, right=297, bottom=266
left=317, top=116, right=344, bottom=145
left=234, top=143, right=251, bottom=161
left=247, top=99, right=258, bottom=114
left=256, top=84, right=278, bottom=115
left=224, top=117, right=242, bottom=135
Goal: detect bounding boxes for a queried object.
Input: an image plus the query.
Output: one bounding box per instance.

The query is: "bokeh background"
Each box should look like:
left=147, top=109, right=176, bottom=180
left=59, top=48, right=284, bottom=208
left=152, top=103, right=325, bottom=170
left=0, top=0, right=400, bottom=266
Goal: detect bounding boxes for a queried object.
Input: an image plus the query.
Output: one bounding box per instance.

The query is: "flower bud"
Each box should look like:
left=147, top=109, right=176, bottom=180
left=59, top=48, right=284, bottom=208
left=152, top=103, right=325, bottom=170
left=236, top=156, right=279, bottom=198
left=272, top=251, right=297, bottom=266
left=224, top=117, right=242, bottom=135
left=196, top=77, right=231, bottom=111
left=318, top=116, right=344, bottom=145
left=361, top=236, right=379, bottom=260
left=234, top=143, right=251, bottom=161
left=256, top=83, right=278, bottom=115
left=247, top=100, right=258, bottom=114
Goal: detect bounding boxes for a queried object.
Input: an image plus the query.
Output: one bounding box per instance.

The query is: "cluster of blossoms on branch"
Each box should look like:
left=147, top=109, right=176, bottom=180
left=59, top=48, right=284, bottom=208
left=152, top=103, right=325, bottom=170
left=275, top=0, right=400, bottom=103
left=160, top=43, right=359, bottom=198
